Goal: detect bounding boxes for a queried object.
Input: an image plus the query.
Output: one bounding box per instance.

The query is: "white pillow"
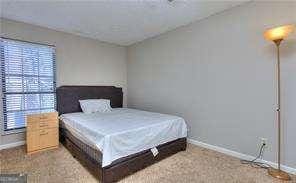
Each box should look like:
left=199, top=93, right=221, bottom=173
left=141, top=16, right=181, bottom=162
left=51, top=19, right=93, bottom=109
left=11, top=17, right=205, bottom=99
left=79, top=99, right=112, bottom=114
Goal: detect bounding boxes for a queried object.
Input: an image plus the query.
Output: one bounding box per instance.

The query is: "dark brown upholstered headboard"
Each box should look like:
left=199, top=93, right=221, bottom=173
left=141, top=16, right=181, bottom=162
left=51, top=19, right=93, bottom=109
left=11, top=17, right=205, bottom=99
left=56, top=86, right=123, bottom=115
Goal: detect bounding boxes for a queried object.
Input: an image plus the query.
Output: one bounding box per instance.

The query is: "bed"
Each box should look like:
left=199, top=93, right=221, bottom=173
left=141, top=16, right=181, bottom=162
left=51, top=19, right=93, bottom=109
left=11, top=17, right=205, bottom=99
left=57, top=86, right=187, bottom=183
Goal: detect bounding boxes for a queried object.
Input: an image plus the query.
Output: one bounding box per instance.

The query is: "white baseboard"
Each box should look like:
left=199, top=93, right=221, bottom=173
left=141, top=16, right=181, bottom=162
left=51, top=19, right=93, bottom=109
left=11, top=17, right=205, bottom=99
left=188, top=138, right=296, bottom=175
left=1, top=139, right=295, bottom=175
left=0, top=141, right=25, bottom=150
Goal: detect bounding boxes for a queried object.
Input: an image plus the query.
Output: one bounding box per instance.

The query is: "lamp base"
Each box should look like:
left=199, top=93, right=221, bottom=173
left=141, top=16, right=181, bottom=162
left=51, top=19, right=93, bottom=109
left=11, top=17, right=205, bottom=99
left=268, top=167, right=291, bottom=181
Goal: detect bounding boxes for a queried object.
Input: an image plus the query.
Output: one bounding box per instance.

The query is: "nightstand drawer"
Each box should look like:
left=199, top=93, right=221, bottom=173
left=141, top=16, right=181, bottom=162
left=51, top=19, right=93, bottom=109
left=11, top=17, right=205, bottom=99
left=27, top=120, right=58, bottom=131
left=27, top=128, right=59, bottom=152
left=39, top=128, right=59, bottom=149
left=27, top=113, right=58, bottom=131
left=27, top=112, right=58, bottom=122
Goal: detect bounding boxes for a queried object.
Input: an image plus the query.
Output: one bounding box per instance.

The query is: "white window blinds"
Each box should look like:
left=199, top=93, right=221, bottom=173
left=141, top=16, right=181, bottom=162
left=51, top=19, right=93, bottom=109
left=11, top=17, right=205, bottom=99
left=1, top=38, right=56, bottom=131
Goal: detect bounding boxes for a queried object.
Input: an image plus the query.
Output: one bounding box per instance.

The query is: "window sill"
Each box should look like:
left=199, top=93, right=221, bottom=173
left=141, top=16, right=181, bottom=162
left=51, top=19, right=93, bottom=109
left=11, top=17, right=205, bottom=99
left=2, top=128, right=26, bottom=136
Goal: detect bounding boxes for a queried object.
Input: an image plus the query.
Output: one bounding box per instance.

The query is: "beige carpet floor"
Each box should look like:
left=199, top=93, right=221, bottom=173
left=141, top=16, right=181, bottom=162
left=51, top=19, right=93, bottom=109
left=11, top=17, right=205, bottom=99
left=1, top=143, right=295, bottom=183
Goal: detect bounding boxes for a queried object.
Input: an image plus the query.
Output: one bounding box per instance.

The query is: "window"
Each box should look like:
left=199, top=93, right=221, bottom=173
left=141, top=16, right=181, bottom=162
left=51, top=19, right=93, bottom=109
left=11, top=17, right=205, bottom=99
left=0, top=38, right=56, bottom=132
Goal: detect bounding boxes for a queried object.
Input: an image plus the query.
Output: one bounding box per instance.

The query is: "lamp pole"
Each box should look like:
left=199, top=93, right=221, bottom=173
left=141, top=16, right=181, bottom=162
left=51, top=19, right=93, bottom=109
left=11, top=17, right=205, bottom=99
left=275, top=39, right=282, bottom=171
left=267, top=39, right=291, bottom=181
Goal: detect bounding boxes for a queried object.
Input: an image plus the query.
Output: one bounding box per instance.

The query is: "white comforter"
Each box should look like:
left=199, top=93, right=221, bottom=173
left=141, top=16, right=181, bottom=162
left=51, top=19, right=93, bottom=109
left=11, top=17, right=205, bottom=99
left=60, top=108, right=187, bottom=167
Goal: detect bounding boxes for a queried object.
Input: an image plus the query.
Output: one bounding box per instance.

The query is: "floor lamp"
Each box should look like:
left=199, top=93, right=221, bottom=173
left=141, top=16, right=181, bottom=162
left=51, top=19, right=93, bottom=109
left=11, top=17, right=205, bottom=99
left=263, top=24, right=295, bottom=181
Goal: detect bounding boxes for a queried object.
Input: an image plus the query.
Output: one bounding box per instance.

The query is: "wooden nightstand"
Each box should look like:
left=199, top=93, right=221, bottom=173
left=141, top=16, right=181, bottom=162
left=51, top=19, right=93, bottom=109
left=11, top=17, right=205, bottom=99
left=26, top=111, right=59, bottom=154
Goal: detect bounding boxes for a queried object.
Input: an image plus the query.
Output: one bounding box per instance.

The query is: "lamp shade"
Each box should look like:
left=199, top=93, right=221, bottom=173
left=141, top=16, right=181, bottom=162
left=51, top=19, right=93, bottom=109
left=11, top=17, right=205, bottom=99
left=264, top=24, right=295, bottom=41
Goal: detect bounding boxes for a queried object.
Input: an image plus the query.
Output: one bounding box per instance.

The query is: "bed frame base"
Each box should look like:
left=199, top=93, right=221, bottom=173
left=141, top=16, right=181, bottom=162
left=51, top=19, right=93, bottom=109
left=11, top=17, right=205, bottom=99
left=61, top=136, right=186, bottom=183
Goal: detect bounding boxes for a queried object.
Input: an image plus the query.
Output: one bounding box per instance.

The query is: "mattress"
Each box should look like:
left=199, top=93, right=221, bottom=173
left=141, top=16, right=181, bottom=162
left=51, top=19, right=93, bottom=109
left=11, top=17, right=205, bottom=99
left=61, top=120, right=99, bottom=151
left=60, top=108, right=187, bottom=167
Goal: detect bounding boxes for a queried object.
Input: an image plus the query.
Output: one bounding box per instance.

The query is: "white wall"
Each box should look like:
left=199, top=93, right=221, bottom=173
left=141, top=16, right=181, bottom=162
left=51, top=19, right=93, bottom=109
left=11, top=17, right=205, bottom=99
left=127, top=1, right=296, bottom=168
left=0, top=18, right=127, bottom=145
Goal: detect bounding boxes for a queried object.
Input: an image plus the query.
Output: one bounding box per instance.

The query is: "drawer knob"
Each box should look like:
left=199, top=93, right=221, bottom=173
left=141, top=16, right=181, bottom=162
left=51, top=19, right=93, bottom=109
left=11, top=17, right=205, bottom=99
left=40, top=132, right=48, bottom=136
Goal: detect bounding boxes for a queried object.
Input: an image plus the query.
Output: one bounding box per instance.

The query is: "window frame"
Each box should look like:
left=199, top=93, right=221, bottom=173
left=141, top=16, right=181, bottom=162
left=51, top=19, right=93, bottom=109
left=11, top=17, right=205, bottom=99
left=0, top=37, right=57, bottom=134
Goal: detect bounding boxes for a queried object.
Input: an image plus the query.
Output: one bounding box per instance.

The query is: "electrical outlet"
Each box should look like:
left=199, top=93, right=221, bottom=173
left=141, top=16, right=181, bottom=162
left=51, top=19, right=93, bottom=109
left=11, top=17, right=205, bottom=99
left=260, top=138, right=268, bottom=148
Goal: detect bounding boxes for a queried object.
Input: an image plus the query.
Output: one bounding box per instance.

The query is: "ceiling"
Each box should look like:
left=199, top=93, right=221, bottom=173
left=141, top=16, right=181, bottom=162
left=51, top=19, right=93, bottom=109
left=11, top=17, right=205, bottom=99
left=1, top=0, right=247, bottom=46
